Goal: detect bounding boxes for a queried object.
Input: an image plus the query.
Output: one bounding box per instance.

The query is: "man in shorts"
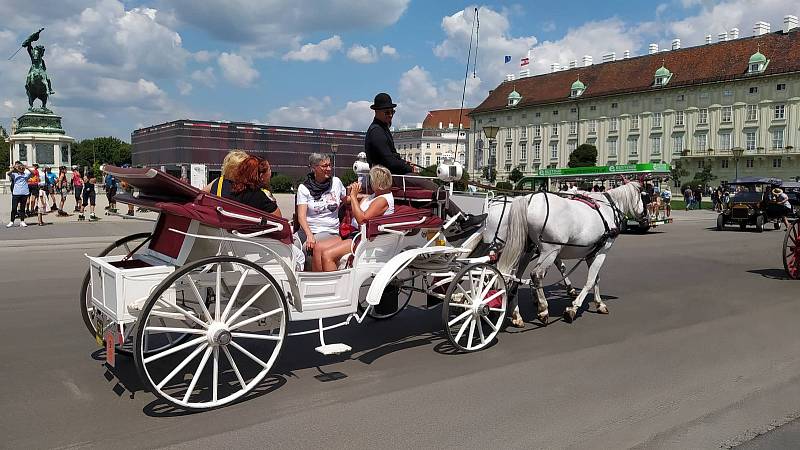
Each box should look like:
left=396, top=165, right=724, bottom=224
left=78, top=169, right=99, bottom=221
left=55, top=166, right=70, bottom=216
left=661, top=186, right=672, bottom=217
left=26, top=163, right=40, bottom=215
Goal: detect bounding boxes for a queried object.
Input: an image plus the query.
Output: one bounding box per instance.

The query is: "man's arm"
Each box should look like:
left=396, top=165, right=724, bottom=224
left=366, top=129, right=411, bottom=174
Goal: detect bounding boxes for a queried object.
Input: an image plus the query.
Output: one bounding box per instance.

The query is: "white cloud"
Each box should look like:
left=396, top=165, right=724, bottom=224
left=191, top=67, right=217, bottom=87
left=381, top=45, right=398, bottom=57
left=177, top=80, right=193, bottom=95
left=266, top=96, right=372, bottom=131
left=283, top=35, right=343, bottom=62
left=347, top=44, right=378, bottom=63
left=394, top=65, right=480, bottom=128
left=218, top=52, right=259, bottom=87
left=166, top=0, right=410, bottom=53
left=193, top=50, right=215, bottom=63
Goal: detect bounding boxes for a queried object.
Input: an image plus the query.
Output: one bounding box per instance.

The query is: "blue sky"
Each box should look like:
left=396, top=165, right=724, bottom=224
left=0, top=0, right=796, bottom=140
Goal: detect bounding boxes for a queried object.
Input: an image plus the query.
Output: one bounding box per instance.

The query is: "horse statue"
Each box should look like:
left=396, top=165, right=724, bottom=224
left=484, top=181, right=644, bottom=326
left=19, top=28, right=54, bottom=112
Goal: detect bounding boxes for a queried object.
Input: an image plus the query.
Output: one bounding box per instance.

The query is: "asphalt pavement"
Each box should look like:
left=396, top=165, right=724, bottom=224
left=1, top=209, right=799, bottom=449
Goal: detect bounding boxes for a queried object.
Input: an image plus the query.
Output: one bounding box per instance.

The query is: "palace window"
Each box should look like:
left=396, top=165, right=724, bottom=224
left=696, top=134, right=707, bottom=152
left=608, top=138, right=618, bottom=156
left=746, top=105, right=758, bottom=121
left=533, top=141, right=541, bottom=159
left=749, top=86, right=758, bottom=94
left=611, top=102, right=618, bottom=109
left=534, top=125, right=541, bottom=137
left=746, top=158, right=754, bottom=168
left=627, top=137, right=638, bottom=156
left=569, top=122, right=577, bottom=135
left=721, top=106, right=732, bottom=123
left=745, top=131, right=757, bottom=151
left=609, top=117, right=618, bottom=132
left=550, top=142, right=558, bottom=159
left=672, top=136, right=683, bottom=154
left=777, top=83, right=786, bottom=91
left=425, top=155, right=431, bottom=166
left=774, top=104, right=785, bottom=120
left=773, top=129, right=784, bottom=149
left=505, top=143, right=512, bottom=161
left=719, top=132, right=732, bottom=151
left=773, top=158, right=782, bottom=168
left=651, top=136, right=662, bottom=154
left=675, top=111, right=684, bottom=126
left=631, top=114, right=639, bottom=129
left=520, top=143, right=527, bottom=160
left=697, top=160, right=705, bottom=169
left=698, top=109, right=708, bottom=125
left=721, top=159, right=729, bottom=169
left=520, top=127, right=527, bottom=139
left=551, top=124, right=559, bottom=136
left=652, top=112, right=662, bottom=128
left=588, top=119, right=597, bottom=134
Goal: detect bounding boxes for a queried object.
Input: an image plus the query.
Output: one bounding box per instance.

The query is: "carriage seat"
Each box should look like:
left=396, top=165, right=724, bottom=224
left=391, top=186, right=446, bottom=207
left=363, top=204, right=443, bottom=240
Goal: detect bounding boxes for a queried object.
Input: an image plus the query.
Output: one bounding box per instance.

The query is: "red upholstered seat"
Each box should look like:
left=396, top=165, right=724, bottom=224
left=391, top=186, right=446, bottom=202
left=104, top=165, right=292, bottom=244
left=363, top=204, right=443, bottom=240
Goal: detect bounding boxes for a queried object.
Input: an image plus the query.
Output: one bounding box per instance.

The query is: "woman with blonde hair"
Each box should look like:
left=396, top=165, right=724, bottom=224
left=318, top=165, right=394, bottom=272
left=203, top=150, right=248, bottom=196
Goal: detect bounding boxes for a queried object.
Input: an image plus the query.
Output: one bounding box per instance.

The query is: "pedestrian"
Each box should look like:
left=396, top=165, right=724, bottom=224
left=104, top=171, right=117, bottom=215
left=694, top=186, right=703, bottom=209
left=71, top=167, right=83, bottom=212
left=661, top=186, right=672, bottom=217
left=6, top=161, right=32, bottom=227
left=364, top=92, right=483, bottom=229
left=34, top=165, right=48, bottom=225
left=684, top=186, right=693, bottom=211
left=26, top=163, right=40, bottom=216
left=78, top=169, right=98, bottom=221
left=711, top=188, right=720, bottom=212
left=55, top=166, right=70, bottom=216
left=44, top=166, right=58, bottom=212
left=773, top=188, right=792, bottom=230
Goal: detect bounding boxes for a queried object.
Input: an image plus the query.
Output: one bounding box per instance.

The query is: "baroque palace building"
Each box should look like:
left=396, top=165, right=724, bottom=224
left=393, top=108, right=471, bottom=169
left=469, top=16, right=800, bottom=186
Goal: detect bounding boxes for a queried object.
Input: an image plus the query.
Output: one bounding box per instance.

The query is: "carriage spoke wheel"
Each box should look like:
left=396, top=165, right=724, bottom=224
left=442, top=263, right=507, bottom=352
left=783, top=221, right=800, bottom=280
left=80, top=232, right=152, bottom=348
left=134, top=256, right=288, bottom=410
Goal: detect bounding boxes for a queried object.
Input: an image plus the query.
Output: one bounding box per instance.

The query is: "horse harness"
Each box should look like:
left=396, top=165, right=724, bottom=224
left=539, top=191, right=624, bottom=258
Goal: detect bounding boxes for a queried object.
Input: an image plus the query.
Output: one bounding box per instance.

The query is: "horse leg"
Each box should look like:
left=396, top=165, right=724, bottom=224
left=530, top=248, right=559, bottom=325
left=593, top=278, right=608, bottom=314
left=564, top=251, right=608, bottom=322
left=557, top=258, right=577, bottom=297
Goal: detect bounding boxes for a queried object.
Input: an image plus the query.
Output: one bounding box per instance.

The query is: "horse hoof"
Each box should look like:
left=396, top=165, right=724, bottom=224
left=597, top=304, right=609, bottom=314
left=563, top=309, right=576, bottom=323
left=511, top=318, right=525, bottom=328
left=567, top=288, right=577, bottom=297
left=537, top=313, right=549, bottom=325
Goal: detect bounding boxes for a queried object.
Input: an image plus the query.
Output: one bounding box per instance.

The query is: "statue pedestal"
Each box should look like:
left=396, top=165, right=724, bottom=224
left=9, top=111, right=74, bottom=167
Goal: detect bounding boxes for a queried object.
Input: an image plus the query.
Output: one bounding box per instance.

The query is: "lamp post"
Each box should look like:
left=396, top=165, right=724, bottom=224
left=483, top=125, right=499, bottom=183
left=330, top=142, right=338, bottom=177
left=731, top=146, right=744, bottom=181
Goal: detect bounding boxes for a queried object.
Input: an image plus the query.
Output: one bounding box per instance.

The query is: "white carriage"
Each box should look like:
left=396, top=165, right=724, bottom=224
left=81, top=165, right=509, bottom=410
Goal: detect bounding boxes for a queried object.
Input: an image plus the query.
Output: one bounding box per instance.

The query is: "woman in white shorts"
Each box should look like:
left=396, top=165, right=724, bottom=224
left=296, top=153, right=346, bottom=271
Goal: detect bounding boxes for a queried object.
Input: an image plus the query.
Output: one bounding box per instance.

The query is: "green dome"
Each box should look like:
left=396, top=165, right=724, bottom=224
left=508, top=89, right=521, bottom=100
left=749, top=51, right=767, bottom=65
left=571, top=79, right=586, bottom=91
left=655, top=65, right=671, bottom=77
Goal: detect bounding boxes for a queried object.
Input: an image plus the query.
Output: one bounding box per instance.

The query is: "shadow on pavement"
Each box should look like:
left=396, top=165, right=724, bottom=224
left=747, top=268, right=792, bottom=280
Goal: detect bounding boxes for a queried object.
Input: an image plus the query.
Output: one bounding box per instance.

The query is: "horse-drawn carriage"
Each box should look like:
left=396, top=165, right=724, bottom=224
left=81, top=164, right=510, bottom=410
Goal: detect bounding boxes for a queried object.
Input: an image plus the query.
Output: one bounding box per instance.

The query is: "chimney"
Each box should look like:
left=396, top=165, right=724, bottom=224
left=718, top=32, right=727, bottom=42
left=784, top=15, right=799, bottom=33
left=730, top=28, right=740, bottom=39
left=582, top=55, right=593, bottom=66
left=550, top=63, right=559, bottom=72
left=623, top=50, right=631, bottom=59
left=648, top=43, right=659, bottom=54
left=753, top=21, right=770, bottom=36
left=671, top=39, right=681, bottom=50
left=602, top=52, right=616, bottom=62
left=569, top=60, right=577, bottom=68
left=705, top=34, right=712, bottom=44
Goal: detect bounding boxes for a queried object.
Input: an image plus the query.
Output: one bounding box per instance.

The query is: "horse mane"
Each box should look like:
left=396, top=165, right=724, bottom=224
left=604, top=181, right=641, bottom=216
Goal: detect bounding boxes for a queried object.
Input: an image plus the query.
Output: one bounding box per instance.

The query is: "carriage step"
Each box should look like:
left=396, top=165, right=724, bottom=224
left=315, top=343, right=352, bottom=355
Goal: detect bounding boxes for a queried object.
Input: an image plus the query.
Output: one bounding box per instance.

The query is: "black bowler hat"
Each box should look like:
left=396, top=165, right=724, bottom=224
left=370, top=92, right=397, bottom=110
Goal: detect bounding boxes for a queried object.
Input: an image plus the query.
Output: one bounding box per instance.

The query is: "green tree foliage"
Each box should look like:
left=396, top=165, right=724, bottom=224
left=670, top=159, right=689, bottom=181
left=481, top=165, right=497, bottom=183
left=73, top=137, right=131, bottom=169
left=453, top=170, right=470, bottom=191
left=692, top=166, right=717, bottom=189
left=567, top=143, right=598, bottom=168
left=495, top=181, right=514, bottom=191
left=419, top=164, right=438, bottom=177
left=270, top=173, right=293, bottom=193
left=338, top=169, right=357, bottom=186
left=0, top=126, right=8, bottom=169
left=508, top=165, right=524, bottom=183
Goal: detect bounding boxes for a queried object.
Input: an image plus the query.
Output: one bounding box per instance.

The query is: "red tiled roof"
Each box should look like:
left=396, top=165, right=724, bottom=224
left=472, top=30, right=800, bottom=115
left=423, top=108, right=472, bottom=129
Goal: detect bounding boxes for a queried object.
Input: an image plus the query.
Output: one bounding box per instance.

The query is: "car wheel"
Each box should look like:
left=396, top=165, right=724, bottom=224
left=716, top=214, right=725, bottom=231
left=755, top=215, right=765, bottom=233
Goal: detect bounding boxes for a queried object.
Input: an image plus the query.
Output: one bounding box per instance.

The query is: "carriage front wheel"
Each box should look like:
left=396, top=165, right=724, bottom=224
left=783, top=221, right=800, bottom=279
left=134, top=256, right=288, bottom=410
left=442, top=263, right=508, bottom=352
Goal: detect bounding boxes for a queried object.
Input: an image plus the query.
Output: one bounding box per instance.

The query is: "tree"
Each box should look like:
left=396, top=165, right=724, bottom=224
left=692, top=166, right=717, bottom=189
left=670, top=159, right=689, bottom=182
left=270, top=173, right=293, bottom=193
left=568, top=143, right=598, bottom=168
left=508, top=165, right=524, bottom=183
left=73, top=136, right=131, bottom=169
left=338, top=168, right=357, bottom=186
left=481, top=165, right=496, bottom=183
left=0, top=126, right=8, bottom=169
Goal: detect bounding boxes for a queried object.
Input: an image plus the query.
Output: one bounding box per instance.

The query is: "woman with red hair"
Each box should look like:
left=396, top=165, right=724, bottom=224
left=229, top=156, right=282, bottom=217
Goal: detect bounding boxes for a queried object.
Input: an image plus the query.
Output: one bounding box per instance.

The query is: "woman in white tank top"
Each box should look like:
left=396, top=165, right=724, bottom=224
left=319, top=165, right=394, bottom=272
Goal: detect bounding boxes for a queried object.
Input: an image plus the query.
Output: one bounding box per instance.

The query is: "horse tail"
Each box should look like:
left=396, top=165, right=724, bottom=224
left=497, top=195, right=530, bottom=276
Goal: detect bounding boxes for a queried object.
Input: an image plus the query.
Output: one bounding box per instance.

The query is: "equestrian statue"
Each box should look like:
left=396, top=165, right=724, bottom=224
left=19, top=28, right=55, bottom=113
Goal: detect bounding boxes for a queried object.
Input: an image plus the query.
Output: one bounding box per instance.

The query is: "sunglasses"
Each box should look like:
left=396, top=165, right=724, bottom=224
left=382, top=109, right=396, bottom=115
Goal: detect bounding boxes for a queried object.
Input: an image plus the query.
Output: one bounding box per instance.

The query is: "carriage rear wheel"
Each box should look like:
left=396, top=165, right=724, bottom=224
left=80, top=232, right=151, bottom=347
left=134, top=256, right=288, bottom=410
left=783, top=221, right=800, bottom=280
left=442, top=263, right=508, bottom=352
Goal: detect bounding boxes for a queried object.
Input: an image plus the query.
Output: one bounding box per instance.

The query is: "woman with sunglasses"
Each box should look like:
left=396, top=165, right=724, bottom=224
left=297, top=153, right=346, bottom=271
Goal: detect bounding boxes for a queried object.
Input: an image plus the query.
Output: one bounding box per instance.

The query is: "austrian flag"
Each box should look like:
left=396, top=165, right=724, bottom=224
left=520, top=57, right=530, bottom=67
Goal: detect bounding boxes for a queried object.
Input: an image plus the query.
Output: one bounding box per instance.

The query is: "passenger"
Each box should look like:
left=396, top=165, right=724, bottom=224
left=296, top=153, right=346, bottom=271
left=228, top=156, right=281, bottom=216
left=258, top=158, right=281, bottom=218
left=319, top=165, right=394, bottom=272
left=204, top=150, right=248, bottom=196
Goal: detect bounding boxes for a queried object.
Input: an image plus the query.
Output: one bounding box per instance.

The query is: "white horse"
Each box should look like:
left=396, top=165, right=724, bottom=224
left=484, top=182, right=643, bottom=326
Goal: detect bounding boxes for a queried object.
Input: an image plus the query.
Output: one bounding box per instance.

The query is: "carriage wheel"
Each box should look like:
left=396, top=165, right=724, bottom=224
left=442, top=263, right=508, bottom=352
left=783, top=221, right=800, bottom=279
left=134, top=256, right=288, bottom=410
left=80, top=232, right=151, bottom=338
left=357, top=270, right=415, bottom=320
